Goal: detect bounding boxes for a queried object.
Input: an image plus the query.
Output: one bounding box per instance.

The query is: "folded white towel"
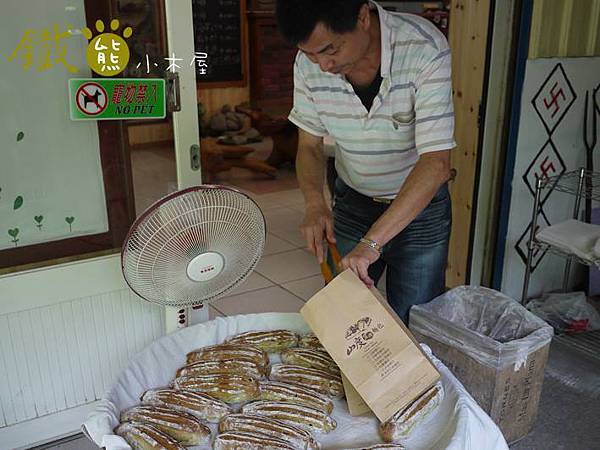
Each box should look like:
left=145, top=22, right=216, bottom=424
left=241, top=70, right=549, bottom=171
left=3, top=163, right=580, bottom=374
left=537, top=219, right=600, bottom=262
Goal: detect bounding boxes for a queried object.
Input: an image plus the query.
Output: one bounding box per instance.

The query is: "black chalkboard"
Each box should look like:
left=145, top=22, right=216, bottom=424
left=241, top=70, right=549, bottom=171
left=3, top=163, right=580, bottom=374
left=192, top=0, right=244, bottom=84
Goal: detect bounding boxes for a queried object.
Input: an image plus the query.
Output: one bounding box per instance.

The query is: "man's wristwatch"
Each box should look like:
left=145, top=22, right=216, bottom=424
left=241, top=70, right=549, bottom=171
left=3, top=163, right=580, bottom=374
left=359, top=237, right=382, bottom=254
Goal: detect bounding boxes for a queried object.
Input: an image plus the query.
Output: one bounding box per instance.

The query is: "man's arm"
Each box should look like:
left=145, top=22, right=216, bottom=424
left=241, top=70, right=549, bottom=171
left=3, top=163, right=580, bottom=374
left=296, top=129, right=335, bottom=263
left=340, top=150, right=451, bottom=286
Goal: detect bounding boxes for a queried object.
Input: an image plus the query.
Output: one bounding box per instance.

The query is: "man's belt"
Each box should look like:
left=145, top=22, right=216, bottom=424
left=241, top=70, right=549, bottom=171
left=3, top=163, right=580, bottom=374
left=372, top=197, right=394, bottom=204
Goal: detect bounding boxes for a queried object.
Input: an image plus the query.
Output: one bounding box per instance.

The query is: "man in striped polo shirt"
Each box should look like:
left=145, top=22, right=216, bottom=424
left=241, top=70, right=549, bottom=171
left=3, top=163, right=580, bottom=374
left=276, top=0, right=455, bottom=323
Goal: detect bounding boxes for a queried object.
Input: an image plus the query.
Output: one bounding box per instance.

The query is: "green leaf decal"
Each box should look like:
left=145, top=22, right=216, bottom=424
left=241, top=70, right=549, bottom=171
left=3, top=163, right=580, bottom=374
left=34, top=215, right=44, bottom=224
left=8, top=228, right=19, bottom=238
left=17, top=131, right=24, bottom=142
left=13, top=196, right=23, bottom=210
left=65, top=216, right=75, bottom=224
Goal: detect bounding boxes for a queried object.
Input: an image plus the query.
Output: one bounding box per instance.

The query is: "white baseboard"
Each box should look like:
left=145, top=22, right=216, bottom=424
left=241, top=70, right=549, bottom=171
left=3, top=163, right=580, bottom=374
left=0, top=401, right=100, bottom=450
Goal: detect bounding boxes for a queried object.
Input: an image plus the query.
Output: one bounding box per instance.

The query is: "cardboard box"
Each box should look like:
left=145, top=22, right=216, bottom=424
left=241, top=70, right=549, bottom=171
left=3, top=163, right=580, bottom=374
left=300, top=269, right=440, bottom=423
left=412, top=331, right=549, bottom=443
left=409, top=286, right=553, bottom=443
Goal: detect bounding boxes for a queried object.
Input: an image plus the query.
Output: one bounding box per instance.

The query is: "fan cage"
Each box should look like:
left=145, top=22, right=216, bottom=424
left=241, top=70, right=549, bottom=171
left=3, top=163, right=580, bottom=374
left=121, top=186, right=266, bottom=307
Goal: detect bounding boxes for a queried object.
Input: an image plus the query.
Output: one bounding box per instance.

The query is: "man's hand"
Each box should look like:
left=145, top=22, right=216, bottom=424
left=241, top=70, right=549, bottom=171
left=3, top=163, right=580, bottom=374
left=301, top=202, right=335, bottom=263
left=340, top=243, right=380, bottom=287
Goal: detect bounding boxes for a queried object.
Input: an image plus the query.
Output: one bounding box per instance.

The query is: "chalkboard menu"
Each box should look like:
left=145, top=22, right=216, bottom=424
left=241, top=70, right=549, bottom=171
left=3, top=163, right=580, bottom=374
left=192, top=0, right=245, bottom=84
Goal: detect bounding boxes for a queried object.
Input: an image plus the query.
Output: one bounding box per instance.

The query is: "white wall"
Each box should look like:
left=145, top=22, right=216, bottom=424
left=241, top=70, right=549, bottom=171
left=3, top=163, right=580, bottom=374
left=501, top=57, right=600, bottom=299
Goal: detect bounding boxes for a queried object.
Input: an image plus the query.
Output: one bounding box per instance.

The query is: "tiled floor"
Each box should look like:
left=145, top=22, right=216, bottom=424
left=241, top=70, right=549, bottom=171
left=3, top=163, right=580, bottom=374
left=207, top=187, right=325, bottom=318
left=129, top=141, right=323, bottom=320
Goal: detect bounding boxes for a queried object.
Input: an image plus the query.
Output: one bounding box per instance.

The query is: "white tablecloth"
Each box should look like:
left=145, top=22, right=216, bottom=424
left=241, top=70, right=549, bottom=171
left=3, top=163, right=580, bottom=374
left=82, top=313, right=508, bottom=450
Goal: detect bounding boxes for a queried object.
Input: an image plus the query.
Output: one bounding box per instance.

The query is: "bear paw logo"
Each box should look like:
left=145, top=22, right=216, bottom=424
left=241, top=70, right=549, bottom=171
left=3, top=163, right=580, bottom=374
left=82, top=19, right=133, bottom=76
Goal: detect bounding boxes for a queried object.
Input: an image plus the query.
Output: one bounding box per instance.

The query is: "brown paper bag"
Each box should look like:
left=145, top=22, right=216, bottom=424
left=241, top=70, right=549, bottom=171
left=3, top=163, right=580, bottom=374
left=301, top=269, right=440, bottom=423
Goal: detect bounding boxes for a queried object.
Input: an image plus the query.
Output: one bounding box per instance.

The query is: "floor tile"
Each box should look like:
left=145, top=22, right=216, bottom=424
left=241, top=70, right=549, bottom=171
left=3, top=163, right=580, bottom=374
left=224, top=271, right=274, bottom=296
left=266, top=189, right=305, bottom=206
left=270, top=227, right=308, bottom=248
left=211, top=286, right=305, bottom=316
left=282, top=275, right=326, bottom=301
left=263, top=232, right=297, bottom=256
left=263, top=207, right=304, bottom=232
left=288, top=203, right=306, bottom=214
left=255, top=249, right=321, bottom=284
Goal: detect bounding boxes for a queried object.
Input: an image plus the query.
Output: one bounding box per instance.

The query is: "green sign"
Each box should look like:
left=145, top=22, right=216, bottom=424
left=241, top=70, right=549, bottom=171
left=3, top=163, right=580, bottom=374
left=69, top=78, right=166, bottom=120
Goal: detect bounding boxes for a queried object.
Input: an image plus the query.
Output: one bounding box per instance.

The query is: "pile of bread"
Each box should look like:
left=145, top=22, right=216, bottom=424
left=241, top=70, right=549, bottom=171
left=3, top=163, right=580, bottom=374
left=114, top=329, right=443, bottom=449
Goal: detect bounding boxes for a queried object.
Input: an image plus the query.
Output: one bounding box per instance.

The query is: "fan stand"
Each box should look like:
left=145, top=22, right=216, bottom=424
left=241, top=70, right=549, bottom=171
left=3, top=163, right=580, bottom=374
left=121, top=185, right=266, bottom=334
left=172, top=251, right=225, bottom=329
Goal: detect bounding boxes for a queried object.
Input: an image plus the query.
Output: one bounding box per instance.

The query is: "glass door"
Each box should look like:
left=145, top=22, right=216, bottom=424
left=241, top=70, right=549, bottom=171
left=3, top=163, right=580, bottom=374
left=0, top=0, right=200, bottom=447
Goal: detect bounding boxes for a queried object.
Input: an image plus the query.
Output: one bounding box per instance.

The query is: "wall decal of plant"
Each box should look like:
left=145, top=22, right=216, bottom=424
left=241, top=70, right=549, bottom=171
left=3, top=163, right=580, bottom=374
left=16, top=131, right=24, bottom=142
left=34, top=215, right=44, bottom=230
left=13, top=196, right=23, bottom=210
left=65, top=216, right=75, bottom=232
left=8, top=228, right=19, bottom=246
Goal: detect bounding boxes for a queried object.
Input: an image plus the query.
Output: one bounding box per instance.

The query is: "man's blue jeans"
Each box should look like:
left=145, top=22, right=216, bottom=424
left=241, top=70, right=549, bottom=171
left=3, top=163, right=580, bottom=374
left=331, top=178, right=451, bottom=324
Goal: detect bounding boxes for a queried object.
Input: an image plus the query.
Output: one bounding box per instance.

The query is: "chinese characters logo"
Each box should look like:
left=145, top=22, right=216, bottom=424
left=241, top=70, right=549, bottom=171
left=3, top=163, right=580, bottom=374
left=7, top=24, right=78, bottom=73
left=345, top=316, right=384, bottom=356
left=82, top=19, right=132, bottom=76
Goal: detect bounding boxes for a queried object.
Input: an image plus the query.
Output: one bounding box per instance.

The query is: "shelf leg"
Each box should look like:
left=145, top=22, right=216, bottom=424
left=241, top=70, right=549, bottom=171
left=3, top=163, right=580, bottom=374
left=522, top=177, right=544, bottom=304
left=563, top=168, right=586, bottom=292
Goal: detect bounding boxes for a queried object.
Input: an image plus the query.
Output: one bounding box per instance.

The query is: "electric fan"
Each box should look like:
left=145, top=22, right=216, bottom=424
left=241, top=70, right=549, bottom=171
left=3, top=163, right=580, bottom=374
left=121, top=185, right=266, bottom=327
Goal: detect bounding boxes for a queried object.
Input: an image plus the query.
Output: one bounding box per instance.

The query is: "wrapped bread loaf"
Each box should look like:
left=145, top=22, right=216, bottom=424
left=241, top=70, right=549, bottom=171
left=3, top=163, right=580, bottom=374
left=176, top=357, right=267, bottom=379
left=280, top=348, right=340, bottom=376
left=259, top=381, right=334, bottom=414
left=214, top=431, right=297, bottom=449
left=141, top=388, right=231, bottom=423
left=120, top=405, right=211, bottom=446
left=380, top=382, right=444, bottom=442
left=186, top=343, right=269, bottom=368
left=348, top=445, right=405, bottom=449
left=114, top=422, right=186, bottom=450
left=269, top=364, right=344, bottom=398
left=173, top=374, right=259, bottom=403
left=298, top=333, right=327, bottom=352
left=219, top=413, right=319, bottom=450
left=242, top=400, right=337, bottom=433
left=227, top=329, right=298, bottom=352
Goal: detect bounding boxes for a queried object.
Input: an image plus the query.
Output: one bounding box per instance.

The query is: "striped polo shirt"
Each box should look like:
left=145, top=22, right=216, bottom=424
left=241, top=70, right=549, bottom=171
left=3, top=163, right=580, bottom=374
left=288, top=1, right=456, bottom=198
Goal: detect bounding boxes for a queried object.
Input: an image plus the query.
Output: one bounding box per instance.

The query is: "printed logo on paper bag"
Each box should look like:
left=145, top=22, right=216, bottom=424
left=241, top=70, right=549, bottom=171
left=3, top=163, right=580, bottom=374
left=345, top=317, right=383, bottom=354
left=344, top=317, right=399, bottom=379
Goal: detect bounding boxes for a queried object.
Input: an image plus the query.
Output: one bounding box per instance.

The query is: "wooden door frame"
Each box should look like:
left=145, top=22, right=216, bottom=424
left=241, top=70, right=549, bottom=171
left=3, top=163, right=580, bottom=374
left=446, top=0, right=495, bottom=287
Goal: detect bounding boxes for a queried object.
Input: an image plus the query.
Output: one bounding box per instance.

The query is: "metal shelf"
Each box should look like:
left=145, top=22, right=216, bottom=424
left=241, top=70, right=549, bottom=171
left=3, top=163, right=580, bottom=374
left=540, top=169, right=600, bottom=201
left=532, top=240, right=600, bottom=268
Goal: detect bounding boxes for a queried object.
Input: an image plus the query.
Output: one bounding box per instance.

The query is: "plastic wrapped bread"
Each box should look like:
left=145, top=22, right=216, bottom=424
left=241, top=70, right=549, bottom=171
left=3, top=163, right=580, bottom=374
left=186, top=343, right=269, bottom=368
left=176, top=357, right=268, bottom=380
left=120, top=405, right=211, bottom=446
left=259, top=381, right=334, bottom=414
left=227, top=329, right=299, bottom=352
left=114, top=422, right=185, bottom=450
left=298, top=333, right=327, bottom=352
left=270, top=364, right=344, bottom=398
left=173, top=374, right=259, bottom=403
left=219, top=413, right=319, bottom=450
left=280, top=348, right=341, bottom=376
left=141, top=388, right=232, bottom=423
left=214, top=431, right=297, bottom=449
left=380, top=382, right=444, bottom=442
left=242, top=400, right=337, bottom=433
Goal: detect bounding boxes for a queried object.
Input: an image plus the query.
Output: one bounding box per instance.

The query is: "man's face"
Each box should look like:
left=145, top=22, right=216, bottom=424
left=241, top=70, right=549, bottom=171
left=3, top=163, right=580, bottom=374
left=297, top=8, right=371, bottom=75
